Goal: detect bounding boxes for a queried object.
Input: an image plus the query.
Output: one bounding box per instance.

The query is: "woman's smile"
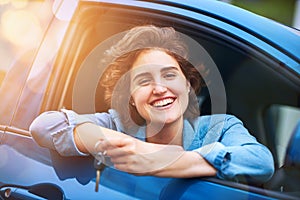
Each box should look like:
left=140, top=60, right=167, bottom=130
left=150, top=97, right=176, bottom=108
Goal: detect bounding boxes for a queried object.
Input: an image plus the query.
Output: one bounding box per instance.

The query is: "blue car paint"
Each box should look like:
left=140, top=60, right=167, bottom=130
left=0, top=133, right=279, bottom=199
left=0, top=140, right=278, bottom=200
left=0, top=142, right=137, bottom=200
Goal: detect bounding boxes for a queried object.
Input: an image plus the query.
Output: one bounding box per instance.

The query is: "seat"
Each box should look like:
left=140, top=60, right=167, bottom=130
left=265, top=120, right=300, bottom=196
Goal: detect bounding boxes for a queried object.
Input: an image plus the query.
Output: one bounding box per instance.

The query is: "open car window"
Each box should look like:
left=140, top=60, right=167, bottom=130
left=48, top=1, right=300, bottom=162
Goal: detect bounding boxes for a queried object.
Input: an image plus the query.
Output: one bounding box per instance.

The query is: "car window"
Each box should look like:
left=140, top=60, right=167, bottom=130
left=60, top=1, right=300, bottom=172
left=41, top=1, right=297, bottom=148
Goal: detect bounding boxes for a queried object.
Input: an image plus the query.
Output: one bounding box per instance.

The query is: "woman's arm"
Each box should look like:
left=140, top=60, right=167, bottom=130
left=153, top=150, right=217, bottom=178
left=29, top=109, right=115, bottom=156
left=75, top=123, right=217, bottom=178
left=73, top=122, right=132, bottom=154
left=194, top=115, right=275, bottom=184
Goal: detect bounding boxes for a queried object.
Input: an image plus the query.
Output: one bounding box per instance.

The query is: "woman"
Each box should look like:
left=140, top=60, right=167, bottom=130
left=30, top=25, right=274, bottom=184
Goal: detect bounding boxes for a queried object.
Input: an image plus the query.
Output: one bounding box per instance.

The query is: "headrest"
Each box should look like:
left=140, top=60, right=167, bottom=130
left=284, top=120, right=300, bottom=168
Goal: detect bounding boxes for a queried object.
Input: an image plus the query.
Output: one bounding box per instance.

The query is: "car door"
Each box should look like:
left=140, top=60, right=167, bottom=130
left=1, top=0, right=299, bottom=199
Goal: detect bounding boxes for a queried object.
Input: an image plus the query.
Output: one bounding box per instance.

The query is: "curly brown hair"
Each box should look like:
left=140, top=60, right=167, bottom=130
left=100, top=25, right=206, bottom=131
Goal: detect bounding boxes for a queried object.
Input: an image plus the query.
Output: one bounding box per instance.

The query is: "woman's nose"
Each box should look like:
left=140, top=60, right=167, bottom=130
left=152, top=82, right=167, bottom=94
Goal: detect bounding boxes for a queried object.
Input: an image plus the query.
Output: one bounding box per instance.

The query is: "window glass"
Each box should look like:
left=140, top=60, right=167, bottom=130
left=0, top=1, right=51, bottom=86
left=0, top=0, right=73, bottom=130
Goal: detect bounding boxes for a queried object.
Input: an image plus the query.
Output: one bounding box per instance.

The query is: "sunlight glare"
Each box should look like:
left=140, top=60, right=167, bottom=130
left=11, top=0, right=28, bottom=8
left=52, top=0, right=78, bottom=21
left=1, top=9, right=42, bottom=48
left=0, top=0, right=10, bottom=5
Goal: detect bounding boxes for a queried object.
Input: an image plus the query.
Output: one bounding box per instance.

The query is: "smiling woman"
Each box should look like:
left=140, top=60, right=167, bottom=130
left=29, top=25, right=274, bottom=185
left=123, top=51, right=191, bottom=144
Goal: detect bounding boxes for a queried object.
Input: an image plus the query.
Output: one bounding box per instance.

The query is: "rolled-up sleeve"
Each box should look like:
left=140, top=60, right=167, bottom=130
left=194, top=142, right=231, bottom=172
left=193, top=115, right=274, bottom=184
left=30, top=109, right=99, bottom=156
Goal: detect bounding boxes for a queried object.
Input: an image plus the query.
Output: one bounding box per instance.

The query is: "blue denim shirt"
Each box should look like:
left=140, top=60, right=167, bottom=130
left=30, top=109, right=274, bottom=184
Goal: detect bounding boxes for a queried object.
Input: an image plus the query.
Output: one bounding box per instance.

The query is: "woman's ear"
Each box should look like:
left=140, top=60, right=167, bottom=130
left=129, top=97, right=135, bottom=106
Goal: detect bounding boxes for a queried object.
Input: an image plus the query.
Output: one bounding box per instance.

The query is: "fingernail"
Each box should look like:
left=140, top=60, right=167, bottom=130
left=94, top=140, right=103, bottom=150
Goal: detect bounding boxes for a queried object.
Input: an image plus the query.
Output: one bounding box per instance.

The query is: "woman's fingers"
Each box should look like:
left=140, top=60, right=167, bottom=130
left=94, top=138, right=138, bottom=171
left=95, top=138, right=136, bottom=156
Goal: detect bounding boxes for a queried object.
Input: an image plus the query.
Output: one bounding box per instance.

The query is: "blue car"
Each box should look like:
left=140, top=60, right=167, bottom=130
left=0, top=0, right=300, bottom=199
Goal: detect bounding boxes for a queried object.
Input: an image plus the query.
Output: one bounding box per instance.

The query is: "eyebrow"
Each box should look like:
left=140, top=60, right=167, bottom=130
left=161, top=66, right=180, bottom=73
left=132, top=66, right=180, bottom=82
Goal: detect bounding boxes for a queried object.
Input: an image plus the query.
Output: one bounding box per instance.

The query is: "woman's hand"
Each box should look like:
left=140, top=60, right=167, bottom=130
left=95, top=137, right=217, bottom=178
left=75, top=123, right=216, bottom=178
left=95, top=137, right=185, bottom=175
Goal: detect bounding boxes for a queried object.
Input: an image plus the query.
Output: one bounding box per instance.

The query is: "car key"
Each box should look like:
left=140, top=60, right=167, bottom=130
left=94, top=152, right=106, bottom=192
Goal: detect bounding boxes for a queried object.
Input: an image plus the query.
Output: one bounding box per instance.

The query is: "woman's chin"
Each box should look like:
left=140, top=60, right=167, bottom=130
left=149, top=113, right=181, bottom=125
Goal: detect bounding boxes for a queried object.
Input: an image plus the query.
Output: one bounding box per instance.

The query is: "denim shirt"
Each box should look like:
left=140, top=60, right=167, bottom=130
left=29, top=109, right=274, bottom=184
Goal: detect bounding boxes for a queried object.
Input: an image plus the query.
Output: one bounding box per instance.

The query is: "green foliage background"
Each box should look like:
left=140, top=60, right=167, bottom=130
left=231, top=0, right=296, bottom=26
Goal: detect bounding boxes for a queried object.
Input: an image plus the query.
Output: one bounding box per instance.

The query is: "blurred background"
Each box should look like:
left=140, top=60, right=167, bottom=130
left=0, top=0, right=75, bottom=87
left=223, top=0, right=300, bottom=28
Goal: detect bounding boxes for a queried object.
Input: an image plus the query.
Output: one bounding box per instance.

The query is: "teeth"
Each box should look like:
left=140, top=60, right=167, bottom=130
left=152, top=98, right=174, bottom=107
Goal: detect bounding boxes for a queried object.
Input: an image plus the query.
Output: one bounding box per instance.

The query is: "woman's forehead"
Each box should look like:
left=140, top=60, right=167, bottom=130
left=131, top=49, right=179, bottom=69
left=131, top=65, right=180, bottom=79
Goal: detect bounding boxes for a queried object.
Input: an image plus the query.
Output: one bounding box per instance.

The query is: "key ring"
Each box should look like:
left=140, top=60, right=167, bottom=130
left=94, top=140, right=107, bottom=163
left=94, top=151, right=106, bottom=164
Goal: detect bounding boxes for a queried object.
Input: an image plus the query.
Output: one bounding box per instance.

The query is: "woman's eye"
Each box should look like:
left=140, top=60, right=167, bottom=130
left=138, top=79, right=151, bottom=86
left=164, top=72, right=176, bottom=79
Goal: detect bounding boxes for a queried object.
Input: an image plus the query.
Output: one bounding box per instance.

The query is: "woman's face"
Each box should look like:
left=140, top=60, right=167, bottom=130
left=130, top=49, right=190, bottom=125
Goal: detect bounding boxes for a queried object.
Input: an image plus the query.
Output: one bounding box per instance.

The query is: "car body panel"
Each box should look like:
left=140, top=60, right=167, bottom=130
left=0, top=141, right=284, bottom=200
